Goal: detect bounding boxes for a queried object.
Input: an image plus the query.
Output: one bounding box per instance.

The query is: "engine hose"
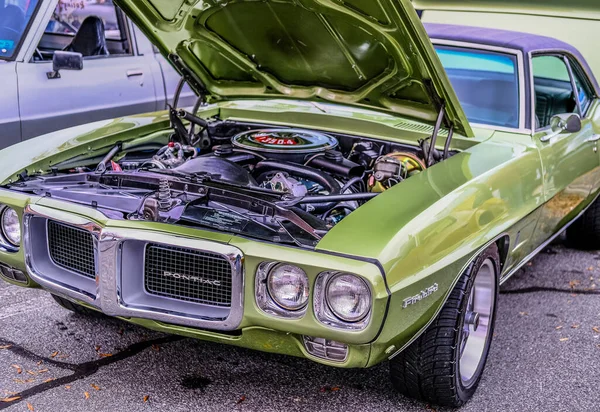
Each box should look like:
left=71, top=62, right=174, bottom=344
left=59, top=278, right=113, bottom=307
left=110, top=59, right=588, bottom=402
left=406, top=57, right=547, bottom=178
left=253, top=160, right=341, bottom=212
left=339, top=176, right=364, bottom=194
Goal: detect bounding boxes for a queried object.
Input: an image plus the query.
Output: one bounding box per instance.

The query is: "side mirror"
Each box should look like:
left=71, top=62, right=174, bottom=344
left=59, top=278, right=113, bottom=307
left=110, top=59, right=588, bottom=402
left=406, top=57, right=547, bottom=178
left=47, top=51, right=83, bottom=79
left=541, top=113, right=582, bottom=142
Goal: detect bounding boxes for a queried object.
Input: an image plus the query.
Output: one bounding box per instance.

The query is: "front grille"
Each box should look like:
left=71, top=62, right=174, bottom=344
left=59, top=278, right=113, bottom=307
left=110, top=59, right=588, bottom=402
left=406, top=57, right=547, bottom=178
left=144, top=244, right=232, bottom=307
left=47, top=221, right=95, bottom=278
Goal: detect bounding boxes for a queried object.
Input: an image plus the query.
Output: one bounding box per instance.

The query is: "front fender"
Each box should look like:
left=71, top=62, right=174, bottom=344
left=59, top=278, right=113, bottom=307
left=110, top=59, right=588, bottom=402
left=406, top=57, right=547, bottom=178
left=0, top=112, right=172, bottom=184
left=317, top=134, right=544, bottom=364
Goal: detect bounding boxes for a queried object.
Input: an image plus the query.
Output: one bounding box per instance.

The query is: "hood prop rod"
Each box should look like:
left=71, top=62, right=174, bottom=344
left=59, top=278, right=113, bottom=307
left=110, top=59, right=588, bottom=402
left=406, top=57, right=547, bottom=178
left=172, top=77, right=186, bottom=109
left=427, top=103, right=445, bottom=167
left=168, top=77, right=193, bottom=145
left=443, top=125, right=454, bottom=160
left=96, top=142, right=122, bottom=174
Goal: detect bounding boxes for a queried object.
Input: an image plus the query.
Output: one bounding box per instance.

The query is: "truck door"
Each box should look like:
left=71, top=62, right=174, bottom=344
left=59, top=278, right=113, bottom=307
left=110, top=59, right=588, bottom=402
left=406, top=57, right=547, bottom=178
left=16, top=0, right=159, bottom=140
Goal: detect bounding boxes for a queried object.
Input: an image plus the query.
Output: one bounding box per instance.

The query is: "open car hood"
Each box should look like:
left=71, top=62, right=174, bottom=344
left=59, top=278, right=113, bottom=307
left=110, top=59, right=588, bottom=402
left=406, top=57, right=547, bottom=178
left=115, top=0, right=472, bottom=136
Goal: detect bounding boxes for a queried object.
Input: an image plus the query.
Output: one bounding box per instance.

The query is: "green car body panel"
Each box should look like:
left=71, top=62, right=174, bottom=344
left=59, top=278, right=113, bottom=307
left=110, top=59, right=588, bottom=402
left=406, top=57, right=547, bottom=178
left=1, top=0, right=600, bottom=370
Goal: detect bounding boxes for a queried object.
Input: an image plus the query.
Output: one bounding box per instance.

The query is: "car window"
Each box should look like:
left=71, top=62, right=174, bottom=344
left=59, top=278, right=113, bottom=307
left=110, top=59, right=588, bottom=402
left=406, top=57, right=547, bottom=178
left=46, top=0, right=121, bottom=41
left=434, top=45, right=520, bottom=129
left=0, top=0, right=42, bottom=60
left=532, top=55, right=590, bottom=129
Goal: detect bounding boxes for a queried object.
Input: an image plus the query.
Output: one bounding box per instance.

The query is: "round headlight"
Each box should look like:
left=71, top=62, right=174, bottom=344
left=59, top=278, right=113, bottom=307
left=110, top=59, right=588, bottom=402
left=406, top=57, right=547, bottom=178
left=326, top=273, right=371, bottom=322
left=267, top=263, right=309, bottom=311
left=1, top=207, right=20, bottom=247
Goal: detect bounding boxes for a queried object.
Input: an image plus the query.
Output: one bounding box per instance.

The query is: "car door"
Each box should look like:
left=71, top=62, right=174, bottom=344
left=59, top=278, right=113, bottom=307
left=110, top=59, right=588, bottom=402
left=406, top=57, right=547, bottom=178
left=16, top=0, right=159, bottom=140
left=531, top=53, right=600, bottom=245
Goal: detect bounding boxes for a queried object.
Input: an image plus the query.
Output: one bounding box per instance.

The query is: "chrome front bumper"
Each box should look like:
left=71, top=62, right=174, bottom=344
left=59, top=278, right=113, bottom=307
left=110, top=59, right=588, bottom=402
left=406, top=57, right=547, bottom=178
left=23, top=204, right=244, bottom=331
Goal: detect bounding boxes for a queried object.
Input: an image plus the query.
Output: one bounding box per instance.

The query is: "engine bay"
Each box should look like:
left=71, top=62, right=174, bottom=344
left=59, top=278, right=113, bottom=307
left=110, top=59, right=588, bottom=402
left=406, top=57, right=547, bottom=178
left=7, top=109, right=452, bottom=247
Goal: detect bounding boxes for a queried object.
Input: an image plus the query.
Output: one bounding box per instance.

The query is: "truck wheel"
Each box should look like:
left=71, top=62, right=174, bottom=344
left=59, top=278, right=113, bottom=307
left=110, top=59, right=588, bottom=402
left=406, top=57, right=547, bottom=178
left=51, top=294, right=102, bottom=317
left=389, top=245, right=499, bottom=407
left=566, top=198, right=600, bottom=249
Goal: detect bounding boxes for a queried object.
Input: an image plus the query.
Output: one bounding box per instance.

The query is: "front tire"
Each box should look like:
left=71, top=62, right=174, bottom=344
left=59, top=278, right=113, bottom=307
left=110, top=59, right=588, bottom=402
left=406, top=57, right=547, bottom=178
left=390, top=245, right=499, bottom=407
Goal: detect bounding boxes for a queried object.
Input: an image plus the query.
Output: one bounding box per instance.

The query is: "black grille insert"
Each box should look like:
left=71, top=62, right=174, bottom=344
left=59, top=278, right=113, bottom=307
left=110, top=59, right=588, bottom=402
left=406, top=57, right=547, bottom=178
left=144, top=244, right=232, bottom=307
left=47, top=221, right=95, bottom=278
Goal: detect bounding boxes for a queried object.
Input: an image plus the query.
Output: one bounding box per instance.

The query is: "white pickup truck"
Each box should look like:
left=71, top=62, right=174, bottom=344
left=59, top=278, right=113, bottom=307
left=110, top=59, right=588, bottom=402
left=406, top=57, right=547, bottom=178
left=0, top=0, right=195, bottom=148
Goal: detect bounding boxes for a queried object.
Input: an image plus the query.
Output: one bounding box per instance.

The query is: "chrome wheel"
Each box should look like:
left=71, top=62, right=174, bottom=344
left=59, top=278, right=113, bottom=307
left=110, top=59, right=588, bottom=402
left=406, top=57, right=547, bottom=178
left=459, top=258, right=496, bottom=388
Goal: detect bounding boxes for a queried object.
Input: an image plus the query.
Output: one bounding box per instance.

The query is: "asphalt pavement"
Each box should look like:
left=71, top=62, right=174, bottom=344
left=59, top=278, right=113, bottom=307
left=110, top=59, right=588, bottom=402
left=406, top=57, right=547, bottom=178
left=0, top=237, right=598, bottom=411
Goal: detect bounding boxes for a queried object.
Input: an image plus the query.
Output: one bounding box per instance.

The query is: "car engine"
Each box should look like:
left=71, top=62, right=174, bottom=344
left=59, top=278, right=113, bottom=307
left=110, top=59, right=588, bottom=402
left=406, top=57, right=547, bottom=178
left=6, top=110, right=441, bottom=247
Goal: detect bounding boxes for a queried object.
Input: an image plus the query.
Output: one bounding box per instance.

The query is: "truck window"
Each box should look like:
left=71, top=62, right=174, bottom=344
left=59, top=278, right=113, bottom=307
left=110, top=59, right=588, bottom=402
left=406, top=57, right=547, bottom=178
left=34, top=0, right=132, bottom=61
left=46, top=0, right=121, bottom=40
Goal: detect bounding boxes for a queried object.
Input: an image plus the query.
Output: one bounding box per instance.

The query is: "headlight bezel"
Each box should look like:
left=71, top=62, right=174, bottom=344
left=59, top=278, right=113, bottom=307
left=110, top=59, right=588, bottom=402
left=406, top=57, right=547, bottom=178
left=314, top=271, right=372, bottom=331
left=255, top=261, right=310, bottom=319
left=0, top=205, right=20, bottom=251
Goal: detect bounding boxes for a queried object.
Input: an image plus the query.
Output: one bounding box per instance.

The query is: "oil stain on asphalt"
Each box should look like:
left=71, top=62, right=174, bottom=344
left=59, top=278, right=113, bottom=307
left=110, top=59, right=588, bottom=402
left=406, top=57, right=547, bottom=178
left=180, top=375, right=213, bottom=390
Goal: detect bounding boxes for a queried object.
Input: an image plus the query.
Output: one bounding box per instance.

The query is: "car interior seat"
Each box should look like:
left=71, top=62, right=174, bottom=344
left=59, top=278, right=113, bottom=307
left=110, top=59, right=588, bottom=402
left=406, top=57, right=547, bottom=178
left=64, top=16, right=109, bottom=57
left=534, top=86, right=578, bottom=128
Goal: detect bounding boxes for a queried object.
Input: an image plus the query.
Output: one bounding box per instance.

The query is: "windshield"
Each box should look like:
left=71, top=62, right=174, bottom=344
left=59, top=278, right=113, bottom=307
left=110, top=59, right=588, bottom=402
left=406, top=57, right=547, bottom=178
left=0, top=0, right=42, bottom=59
left=434, top=45, right=520, bottom=129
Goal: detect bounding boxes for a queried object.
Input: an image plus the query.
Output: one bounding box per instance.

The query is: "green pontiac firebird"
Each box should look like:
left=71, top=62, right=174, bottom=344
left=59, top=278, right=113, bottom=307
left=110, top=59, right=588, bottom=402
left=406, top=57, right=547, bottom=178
left=1, top=0, right=600, bottom=407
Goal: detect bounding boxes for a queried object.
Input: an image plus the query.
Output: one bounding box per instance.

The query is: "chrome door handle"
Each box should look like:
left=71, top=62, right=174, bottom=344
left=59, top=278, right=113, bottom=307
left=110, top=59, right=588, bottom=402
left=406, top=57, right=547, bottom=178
left=587, top=134, right=600, bottom=142
left=126, top=69, right=144, bottom=77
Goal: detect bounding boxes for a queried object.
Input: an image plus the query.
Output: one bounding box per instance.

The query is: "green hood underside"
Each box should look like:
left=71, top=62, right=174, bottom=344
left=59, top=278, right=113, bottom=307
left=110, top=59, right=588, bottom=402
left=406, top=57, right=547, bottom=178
left=115, top=0, right=472, bottom=136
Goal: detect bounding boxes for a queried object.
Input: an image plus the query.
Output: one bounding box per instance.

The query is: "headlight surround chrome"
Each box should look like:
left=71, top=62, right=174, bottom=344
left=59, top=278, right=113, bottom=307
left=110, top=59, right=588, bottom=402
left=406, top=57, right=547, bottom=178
left=314, top=271, right=372, bottom=330
left=255, top=261, right=309, bottom=318
left=0, top=206, right=20, bottom=250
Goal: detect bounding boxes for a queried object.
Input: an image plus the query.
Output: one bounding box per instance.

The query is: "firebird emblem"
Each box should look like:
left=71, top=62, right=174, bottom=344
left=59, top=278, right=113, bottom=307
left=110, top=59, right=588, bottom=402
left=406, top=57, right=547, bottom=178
left=402, top=283, right=439, bottom=308
left=161, top=271, right=221, bottom=286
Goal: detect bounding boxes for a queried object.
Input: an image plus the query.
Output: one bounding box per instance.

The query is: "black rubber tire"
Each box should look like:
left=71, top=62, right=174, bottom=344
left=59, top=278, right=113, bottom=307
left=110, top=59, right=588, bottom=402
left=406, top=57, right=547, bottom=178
left=51, top=294, right=102, bottom=317
left=566, top=198, right=600, bottom=249
left=389, top=245, right=499, bottom=407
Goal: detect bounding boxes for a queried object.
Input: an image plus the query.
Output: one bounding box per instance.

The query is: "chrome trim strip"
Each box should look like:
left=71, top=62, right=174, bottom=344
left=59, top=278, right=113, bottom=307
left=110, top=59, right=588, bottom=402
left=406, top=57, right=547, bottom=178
left=529, top=51, right=536, bottom=133
left=587, top=134, right=600, bottom=143
left=23, top=204, right=244, bottom=331
left=470, top=123, right=531, bottom=135
left=431, top=39, right=527, bottom=131
left=564, top=56, right=583, bottom=116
